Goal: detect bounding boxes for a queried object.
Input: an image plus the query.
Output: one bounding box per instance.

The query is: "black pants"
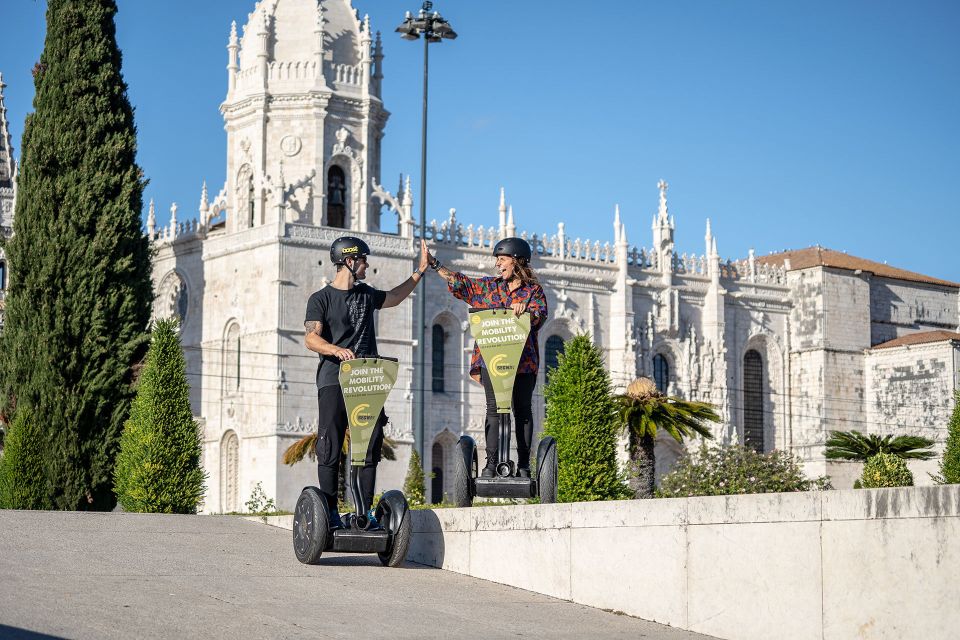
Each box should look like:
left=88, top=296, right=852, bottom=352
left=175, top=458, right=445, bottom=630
left=479, top=369, right=537, bottom=470
left=316, top=385, right=385, bottom=515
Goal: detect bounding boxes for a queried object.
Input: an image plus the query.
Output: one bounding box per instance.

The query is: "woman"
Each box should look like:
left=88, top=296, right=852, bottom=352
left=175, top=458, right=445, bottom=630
left=428, top=237, right=548, bottom=477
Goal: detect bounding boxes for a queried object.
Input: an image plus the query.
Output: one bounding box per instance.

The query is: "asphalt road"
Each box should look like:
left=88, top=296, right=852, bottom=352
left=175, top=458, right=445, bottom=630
left=0, top=510, right=714, bottom=640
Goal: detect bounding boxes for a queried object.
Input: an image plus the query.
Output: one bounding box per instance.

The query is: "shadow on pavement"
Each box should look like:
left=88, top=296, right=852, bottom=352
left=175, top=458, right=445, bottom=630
left=0, top=625, right=67, bottom=639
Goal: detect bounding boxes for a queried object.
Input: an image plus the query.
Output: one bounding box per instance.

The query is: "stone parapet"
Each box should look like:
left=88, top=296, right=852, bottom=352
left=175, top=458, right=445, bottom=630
left=407, top=486, right=959, bottom=640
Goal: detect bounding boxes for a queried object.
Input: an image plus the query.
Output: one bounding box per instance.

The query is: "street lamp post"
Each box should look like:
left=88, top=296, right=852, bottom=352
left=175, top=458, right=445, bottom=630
left=396, top=2, right=457, bottom=462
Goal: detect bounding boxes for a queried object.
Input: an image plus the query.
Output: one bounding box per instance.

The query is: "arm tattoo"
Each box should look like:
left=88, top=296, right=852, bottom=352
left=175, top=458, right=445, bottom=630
left=436, top=264, right=457, bottom=285
left=304, top=320, right=323, bottom=336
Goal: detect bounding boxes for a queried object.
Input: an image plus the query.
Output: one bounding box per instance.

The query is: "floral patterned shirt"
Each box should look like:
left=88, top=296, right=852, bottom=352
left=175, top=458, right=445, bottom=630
left=448, top=272, right=549, bottom=376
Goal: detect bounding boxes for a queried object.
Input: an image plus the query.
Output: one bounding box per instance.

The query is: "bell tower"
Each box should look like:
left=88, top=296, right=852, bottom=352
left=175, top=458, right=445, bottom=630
left=220, top=0, right=388, bottom=234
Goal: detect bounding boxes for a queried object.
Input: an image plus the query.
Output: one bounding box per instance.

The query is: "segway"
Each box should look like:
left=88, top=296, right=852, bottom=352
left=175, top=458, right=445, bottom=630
left=452, top=308, right=558, bottom=507
left=293, top=356, right=411, bottom=567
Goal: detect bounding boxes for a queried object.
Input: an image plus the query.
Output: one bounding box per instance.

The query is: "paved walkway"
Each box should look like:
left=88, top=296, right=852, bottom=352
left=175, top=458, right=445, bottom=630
left=0, top=511, right=714, bottom=639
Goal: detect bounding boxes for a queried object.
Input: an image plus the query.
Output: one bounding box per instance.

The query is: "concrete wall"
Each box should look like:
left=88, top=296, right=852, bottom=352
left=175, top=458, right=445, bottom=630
left=409, top=486, right=960, bottom=640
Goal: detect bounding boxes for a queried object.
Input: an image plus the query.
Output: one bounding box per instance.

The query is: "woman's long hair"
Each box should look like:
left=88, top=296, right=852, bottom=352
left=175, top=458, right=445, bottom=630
left=512, top=257, right=539, bottom=287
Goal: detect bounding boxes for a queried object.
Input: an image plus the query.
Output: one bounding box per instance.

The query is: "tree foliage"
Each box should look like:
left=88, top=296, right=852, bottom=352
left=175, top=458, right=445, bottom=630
left=0, top=0, right=152, bottom=510
left=615, top=377, right=719, bottom=499
left=403, top=448, right=426, bottom=507
left=542, top=335, right=628, bottom=502
left=658, top=442, right=833, bottom=498
left=113, top=319, right=205, bottom=513
left=0, top=408, right=53, bottom=510
left=860, top=452, right=913, bottom=489
left=934, top=391, right=960, bottom=484
left=825, top=430, right=935, bottom=462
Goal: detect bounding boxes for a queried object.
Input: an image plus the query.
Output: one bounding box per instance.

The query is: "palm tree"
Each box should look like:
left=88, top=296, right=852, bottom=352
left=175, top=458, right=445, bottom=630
left=615, top=377, right=720, bottom=499
left=282, top=430, right=397, bottom=506
left=825, top=430, right=935, bottom=462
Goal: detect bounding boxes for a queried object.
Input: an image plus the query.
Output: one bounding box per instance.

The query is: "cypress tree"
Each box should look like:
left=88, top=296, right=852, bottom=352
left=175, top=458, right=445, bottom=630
left=403, top=449, right=427, bottom=507
left=0, top=0, right=152, bottom=510
left=114, top=319, right=205, bottom=513
left=543, top=335, right=628, bottom=502
left=935, top=390, right=960, bottom=484
left=0, top=407, right=53, bottom=510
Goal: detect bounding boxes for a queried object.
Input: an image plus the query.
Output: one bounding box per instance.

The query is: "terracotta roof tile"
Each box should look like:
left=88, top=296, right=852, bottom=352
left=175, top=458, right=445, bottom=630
left=872, top=330, right=960, bottom=350
left=756, top=246, right=959, bottom=288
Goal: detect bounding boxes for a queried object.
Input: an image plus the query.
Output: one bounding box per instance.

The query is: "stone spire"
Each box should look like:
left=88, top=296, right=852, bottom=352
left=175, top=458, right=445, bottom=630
left=498, top=187, right=507, bottom=237
left=0, top=73, right=15, bottom=190
left=227, top=21, right=239, bottom=94
left=199, top=180, right=209, bottom=211
left=506, top=205, right=516, bottom=238
left=147, top=199, right=156, bottom=240
left=652, top=180, right=675, bottom=280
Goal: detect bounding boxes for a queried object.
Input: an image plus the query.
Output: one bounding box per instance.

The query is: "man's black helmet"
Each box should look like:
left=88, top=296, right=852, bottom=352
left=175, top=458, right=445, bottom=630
left=330, top=236, right=371, bottom=265
left=492, top=237, right=532, bottom=261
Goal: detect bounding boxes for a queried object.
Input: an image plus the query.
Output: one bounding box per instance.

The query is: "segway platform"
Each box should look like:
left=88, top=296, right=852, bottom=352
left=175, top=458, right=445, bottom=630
left=474, top=476, right=536, bottom=499
left=330, top=528, right=389, bottom=554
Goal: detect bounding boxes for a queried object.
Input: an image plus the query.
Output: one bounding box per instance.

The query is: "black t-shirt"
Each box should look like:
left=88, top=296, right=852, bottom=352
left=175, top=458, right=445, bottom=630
left=305, top=283, right=388, bottom=389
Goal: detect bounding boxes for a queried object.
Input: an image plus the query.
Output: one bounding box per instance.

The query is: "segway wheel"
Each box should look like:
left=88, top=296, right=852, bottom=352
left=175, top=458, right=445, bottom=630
left=453, top=436, right=476, bottom=508
left=537, top=436, right=558, bottom=504
left=376, top=490, right=411, bottom=568
left=293, top=487, right=329, bottom=564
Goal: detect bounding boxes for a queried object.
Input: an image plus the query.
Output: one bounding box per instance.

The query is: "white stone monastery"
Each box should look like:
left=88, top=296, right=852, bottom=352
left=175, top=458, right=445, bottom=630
left=1, top=1, right=958, bottom=512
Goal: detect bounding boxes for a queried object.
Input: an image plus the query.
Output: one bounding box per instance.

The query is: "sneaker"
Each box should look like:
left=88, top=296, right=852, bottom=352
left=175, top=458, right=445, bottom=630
left=329, top=512, right=345, bottom=531
left=480, top=467, right=495, bottom=478
left=364, top=510, right=385, bottom=531
left=516, top=468, right=531, bottom=479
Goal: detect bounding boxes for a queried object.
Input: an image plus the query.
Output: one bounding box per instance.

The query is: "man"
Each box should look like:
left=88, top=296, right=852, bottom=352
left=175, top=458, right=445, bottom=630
left=304, top=236, right=429, bottom=529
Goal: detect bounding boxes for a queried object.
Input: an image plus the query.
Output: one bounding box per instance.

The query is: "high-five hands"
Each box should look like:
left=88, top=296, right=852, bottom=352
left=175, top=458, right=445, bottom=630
left=418, top=239, right=430, bottom=274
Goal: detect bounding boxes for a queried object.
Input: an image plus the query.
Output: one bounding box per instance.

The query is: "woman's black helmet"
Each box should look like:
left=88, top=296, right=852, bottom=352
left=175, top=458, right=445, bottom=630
left=492, top=237, right=532, bottom=261
left=330, top=236, right=371, bottom=265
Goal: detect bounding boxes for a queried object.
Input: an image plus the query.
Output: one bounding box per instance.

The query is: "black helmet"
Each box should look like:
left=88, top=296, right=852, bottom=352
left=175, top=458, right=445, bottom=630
left=330, top=236, right=371, bottom=265
left=492, top=237, right=532, bottom=261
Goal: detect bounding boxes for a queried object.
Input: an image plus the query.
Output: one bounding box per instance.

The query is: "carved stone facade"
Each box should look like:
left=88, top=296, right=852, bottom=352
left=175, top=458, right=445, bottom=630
left=0, top=73, right=17, bottom=331
left=149, top=1, right=960, bottom=511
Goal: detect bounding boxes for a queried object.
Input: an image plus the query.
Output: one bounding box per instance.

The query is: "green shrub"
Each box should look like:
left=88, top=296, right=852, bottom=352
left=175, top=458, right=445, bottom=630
left=657, top=443, right=832, bottom=498
left=934, top=391, right=960, bottom=484
left=113, top=319, right=206, bottom=513
left=245, top=481, right=276, bottom=514
left=860, top=452, right=913, bottom=488
left=0, top=407, right=53, bottom=510
left=543, top=335, right=629, bottom=502
left=403, top=449, right=427, bottom=507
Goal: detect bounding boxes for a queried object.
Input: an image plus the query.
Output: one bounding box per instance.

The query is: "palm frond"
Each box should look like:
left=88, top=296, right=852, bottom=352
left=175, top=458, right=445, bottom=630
left=615, top=389, right=719, bottom=444
left=282, top=433, right=317, bottom=466
left=282, top=430, right=399, bottom=466
left=825, top=430, right=936, bottom=461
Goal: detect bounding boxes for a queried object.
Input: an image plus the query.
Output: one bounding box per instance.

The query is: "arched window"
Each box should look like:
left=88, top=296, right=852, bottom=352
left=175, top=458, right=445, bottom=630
left=223, top=324, right=240, bottom=394
left=743, top=349, right=765, bottom=452
left=545, top=335, right=564, bottom=382
left=653, top=354, right=669, bottom=394
left=248, top=182, right=256, bottom=228
left=0, top=260, right=6, bottom=290
left=432, top=324, right=445, bottom=393
left=431, top=442, right=444, bottom=504
left=327, top=166, right=346, bottom=228
left=220, top=430, right=240, bottom=513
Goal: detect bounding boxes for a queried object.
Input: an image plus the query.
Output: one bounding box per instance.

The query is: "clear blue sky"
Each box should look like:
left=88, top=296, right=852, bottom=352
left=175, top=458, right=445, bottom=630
left=2, top=1, right=958, bottom=280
